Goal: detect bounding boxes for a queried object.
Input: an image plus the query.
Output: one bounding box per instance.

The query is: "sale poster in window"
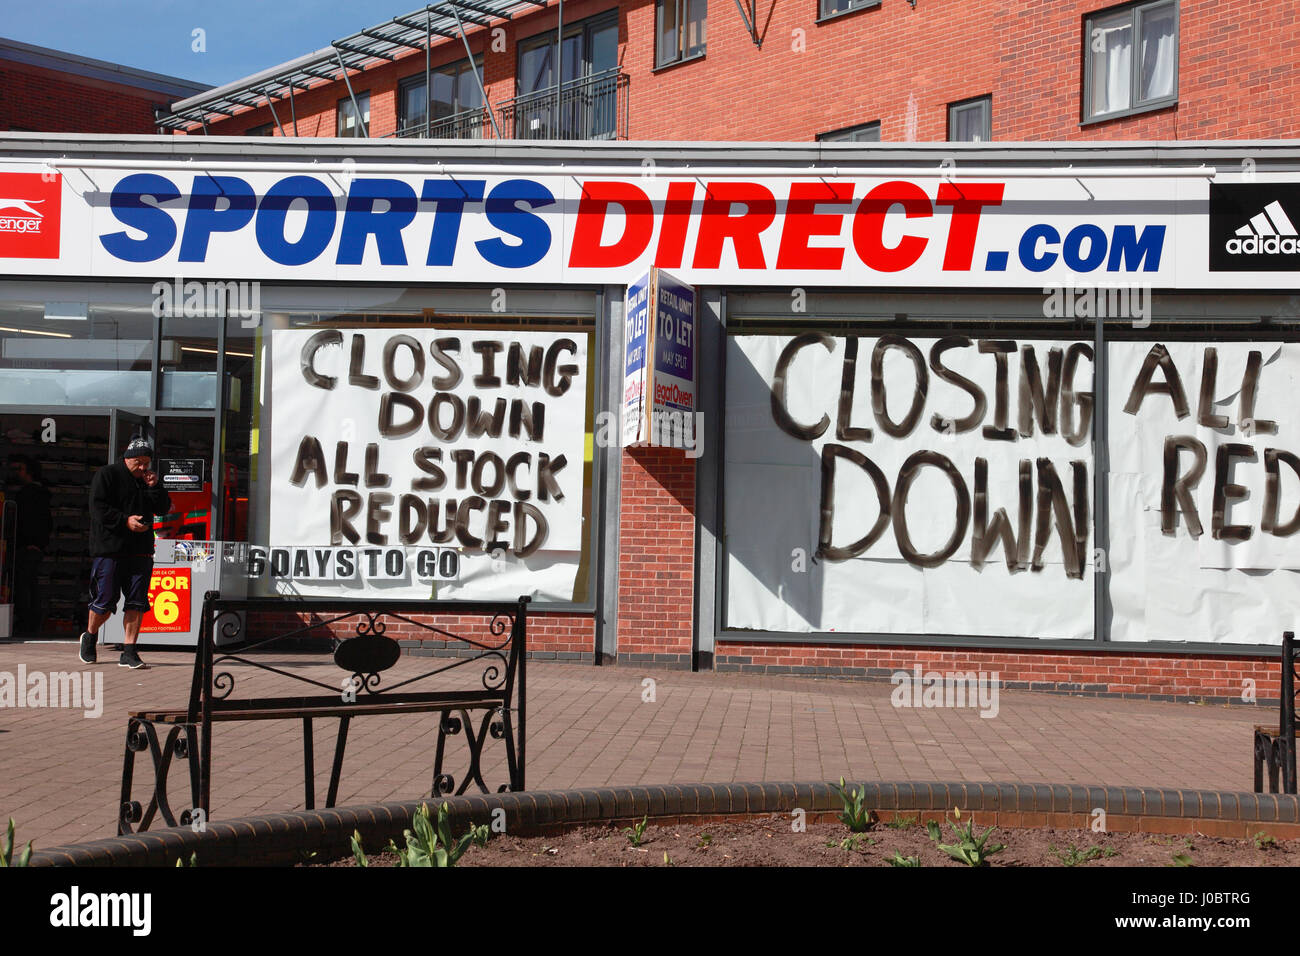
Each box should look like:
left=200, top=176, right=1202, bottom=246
left=140, top=567, right=192, bottom=633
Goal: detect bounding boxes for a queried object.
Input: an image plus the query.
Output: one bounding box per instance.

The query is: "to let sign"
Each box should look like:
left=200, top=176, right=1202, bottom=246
left=622, top=268, right=697, bottom=449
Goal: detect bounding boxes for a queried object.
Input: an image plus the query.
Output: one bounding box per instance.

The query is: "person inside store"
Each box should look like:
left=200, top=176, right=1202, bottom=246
left=79, top=436, right=170, bottom=669
left=7, top=454, right=51, bottom=636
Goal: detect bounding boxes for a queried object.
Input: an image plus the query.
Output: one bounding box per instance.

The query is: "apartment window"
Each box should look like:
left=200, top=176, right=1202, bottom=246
left=246, top=122, right=275, bottom=136
left=948, top=96, right=991, bottom=142
left=516, top=12, right=620, bottom=139
left=817, top=0, right=880, bottom=22
left=818, top=121, right=881, bottom=143
left=655, top=0, right=706, bottom=67
left=1084, top=0, right=1178, bottom=121
left=398, top=58, right=485, bottom=137
left=337, top=91, right=370, bottom=137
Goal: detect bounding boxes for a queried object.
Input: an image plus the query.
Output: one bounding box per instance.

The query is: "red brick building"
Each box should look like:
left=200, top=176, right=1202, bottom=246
left=0, top=37, right=208, bottom=134
left=143, top=1, right=1300, bottom=704
left=2, top=1, right=1296, bottom=705
left=156, top=0, right=1297, bottom=143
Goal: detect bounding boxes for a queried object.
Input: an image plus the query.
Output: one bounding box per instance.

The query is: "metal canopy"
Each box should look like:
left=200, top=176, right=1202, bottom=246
left=157, top=0, right=548, bottom=132
left=733, top=0, right=762, bottom=48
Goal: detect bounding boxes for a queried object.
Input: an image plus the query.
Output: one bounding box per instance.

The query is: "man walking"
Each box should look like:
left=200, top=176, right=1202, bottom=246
left=79, top=436, right=171, bottom=669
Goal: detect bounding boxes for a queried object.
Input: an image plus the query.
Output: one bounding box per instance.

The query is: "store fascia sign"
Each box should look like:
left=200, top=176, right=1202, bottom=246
left=3, top=162, right=1297, bottom=288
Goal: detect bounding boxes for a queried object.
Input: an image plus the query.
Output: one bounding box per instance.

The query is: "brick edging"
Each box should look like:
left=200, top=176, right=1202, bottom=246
left=29, top=781, right=1300, bottom=866
left=712, top=660, right=1278, bottom=706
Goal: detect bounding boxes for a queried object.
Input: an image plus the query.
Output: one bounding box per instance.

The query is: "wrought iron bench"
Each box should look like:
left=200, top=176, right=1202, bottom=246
left=118, top=591, right=528, bottom=836
left=1254, top=631, right=1297, bottom=794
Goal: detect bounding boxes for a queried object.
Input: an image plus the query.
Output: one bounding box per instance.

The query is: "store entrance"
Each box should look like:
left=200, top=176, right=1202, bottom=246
left=108, top=409, right=152, bottom=466
left=0, top=411, right=220, bottom=637
left=0, top=413, right=110, bottom=636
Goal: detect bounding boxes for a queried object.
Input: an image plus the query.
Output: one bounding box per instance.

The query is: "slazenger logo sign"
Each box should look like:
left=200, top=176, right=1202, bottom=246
left=0, top=171, right=61, bottom=258
left=1210, top=183, right=1300, bottom=272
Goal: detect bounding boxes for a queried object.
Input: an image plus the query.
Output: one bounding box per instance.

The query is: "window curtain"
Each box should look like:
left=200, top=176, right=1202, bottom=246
left=1139, top=7, right=1177, bottom=101
left=1091, top=20, right=1132, bottom=115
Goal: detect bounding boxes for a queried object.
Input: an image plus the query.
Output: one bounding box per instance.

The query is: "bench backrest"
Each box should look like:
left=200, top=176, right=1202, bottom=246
left=185, top=592, right=530, bottom=723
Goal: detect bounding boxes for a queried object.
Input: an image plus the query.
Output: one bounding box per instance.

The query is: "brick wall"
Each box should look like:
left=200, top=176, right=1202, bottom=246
left=716, top=642, right=1279, bottom=702
left=616, top=445, right=697, bottom=663
left=0, top=63, right=173, bottom=134
left=198, top=0, right=1298, bottom=142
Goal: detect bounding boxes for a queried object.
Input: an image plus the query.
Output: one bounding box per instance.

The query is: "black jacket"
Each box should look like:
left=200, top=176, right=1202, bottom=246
left=89, top=460, right=172, bottom=557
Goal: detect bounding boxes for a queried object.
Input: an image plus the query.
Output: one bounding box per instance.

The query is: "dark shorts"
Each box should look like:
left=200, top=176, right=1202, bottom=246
left=88, top=554, right=153, bottom=615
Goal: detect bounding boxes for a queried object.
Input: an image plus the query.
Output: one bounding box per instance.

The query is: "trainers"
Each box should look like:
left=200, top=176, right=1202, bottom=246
left=78, top=631, right=97, bottom=664
left=119, top=648, right=148, bottom=670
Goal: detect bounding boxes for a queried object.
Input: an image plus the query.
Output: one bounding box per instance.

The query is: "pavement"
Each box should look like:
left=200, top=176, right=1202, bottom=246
left=0, top=639, right=1266, bottom=850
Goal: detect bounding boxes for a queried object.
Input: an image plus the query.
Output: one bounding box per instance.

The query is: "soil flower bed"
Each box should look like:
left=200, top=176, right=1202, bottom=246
left=325, top=817, right=1300, bottom=867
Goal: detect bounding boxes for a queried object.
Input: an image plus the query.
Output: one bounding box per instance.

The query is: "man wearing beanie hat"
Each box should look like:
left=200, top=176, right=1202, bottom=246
left=78, top=435, right=171, bottom=669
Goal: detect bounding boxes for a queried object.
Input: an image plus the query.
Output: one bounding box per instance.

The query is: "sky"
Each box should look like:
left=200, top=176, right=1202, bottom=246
left=4, top=0, right=427, bottom=86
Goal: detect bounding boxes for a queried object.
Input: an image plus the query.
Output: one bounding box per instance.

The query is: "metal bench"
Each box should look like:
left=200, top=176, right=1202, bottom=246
left=117, top=591, right=528, bottom=835
left=1254, top=631, right=1297, bottom=794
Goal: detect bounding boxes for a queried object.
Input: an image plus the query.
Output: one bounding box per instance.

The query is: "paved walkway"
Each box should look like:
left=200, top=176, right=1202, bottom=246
left=0, top=641, right=1264, bottom=850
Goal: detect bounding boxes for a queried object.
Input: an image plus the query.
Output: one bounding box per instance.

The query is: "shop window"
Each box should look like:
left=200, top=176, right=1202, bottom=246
left=655, top=0, right=706, bottom=67
left=160, top=315, right=219, bottom=409
left=219, top=315, right=258, bottom=543
left=817, top=0, right=880, bottom=23
left=237, top=301, right=599, bottom=608
left=818, top=121, right=881, bottom=143
left=398, top=57, right=485, bottom=138
left=337, top=91, right=370, bottom=137
left=0, top=300, right=153, bottom=407
left=1083, top=0, right=1178, bottom=122
left=948, top=95, right=991, bottom=142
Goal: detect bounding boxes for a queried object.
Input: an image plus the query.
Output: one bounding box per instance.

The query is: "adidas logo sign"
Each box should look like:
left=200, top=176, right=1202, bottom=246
left=1225, top=200, right=1300, bottom=255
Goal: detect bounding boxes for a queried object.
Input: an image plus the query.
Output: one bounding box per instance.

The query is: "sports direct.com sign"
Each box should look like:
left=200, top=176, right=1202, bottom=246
left=2, top=161, right=1298, bottom=288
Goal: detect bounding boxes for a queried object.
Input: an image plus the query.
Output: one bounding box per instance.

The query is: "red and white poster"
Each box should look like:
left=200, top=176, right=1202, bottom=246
left=140, top=567, right=192, bottom=634
left=0, top=171, right=61, bottom=259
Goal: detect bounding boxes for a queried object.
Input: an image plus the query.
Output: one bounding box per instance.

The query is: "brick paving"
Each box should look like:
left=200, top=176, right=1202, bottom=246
left=0, top=641, right=1265, bottom=850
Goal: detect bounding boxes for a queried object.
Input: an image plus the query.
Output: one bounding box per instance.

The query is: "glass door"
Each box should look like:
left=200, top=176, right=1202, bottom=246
left=153, top=416, right=216, bottom=541
left=108, top=409, right=152, bottom=465
left=517, top=12, right=619, bottom=139
left=0, top=412, right=111, bottom=635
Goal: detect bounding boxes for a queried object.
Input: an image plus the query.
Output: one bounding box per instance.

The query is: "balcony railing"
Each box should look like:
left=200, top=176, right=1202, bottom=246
left=498, top=69, right=629, bottom=141
left=393, top=107, right=492, bottom=140
left=384, top=70, right=628, bottom=141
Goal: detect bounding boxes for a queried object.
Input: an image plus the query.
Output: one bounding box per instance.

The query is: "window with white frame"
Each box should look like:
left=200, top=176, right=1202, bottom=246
left=656, top=0, right=706, bottom=67
left=818, top=121, right=881, bottom=143
left=337, top=91, right=371, bottom=137
left=1084, top=0, right=1178, bottom=121
left=948, top=96, right=991, bottom=142
left=818, top=0, right=880, bottom=22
